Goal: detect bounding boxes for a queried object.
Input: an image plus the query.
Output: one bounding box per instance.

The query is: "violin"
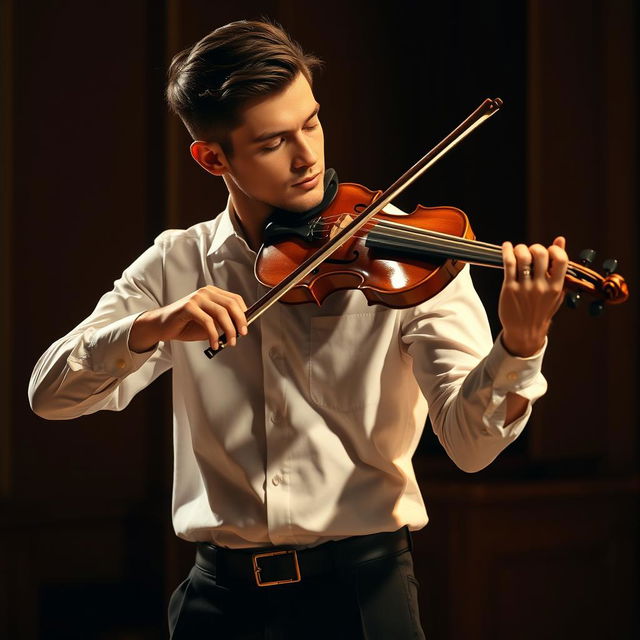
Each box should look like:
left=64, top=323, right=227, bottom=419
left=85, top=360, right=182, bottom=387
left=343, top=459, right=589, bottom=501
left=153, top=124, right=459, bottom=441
left=204, top=99, right=629, bottom=359
left=255, top=180, right=629, bottom=311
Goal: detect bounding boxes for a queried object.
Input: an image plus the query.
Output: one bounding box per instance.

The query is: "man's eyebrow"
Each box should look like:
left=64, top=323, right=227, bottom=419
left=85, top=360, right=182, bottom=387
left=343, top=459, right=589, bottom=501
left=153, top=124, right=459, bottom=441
left=251, top=104, right=320, bottom=143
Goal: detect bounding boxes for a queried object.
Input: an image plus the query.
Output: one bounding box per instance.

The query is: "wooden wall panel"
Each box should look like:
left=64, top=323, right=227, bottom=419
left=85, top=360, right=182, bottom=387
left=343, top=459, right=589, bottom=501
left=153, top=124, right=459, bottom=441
left=527, top=0, right=637, bottom=464
left=12, top=0, right=151, bottom=502
left=0, top=0, right=13, bottom=498
left=2, top=0, right=170, bottom=637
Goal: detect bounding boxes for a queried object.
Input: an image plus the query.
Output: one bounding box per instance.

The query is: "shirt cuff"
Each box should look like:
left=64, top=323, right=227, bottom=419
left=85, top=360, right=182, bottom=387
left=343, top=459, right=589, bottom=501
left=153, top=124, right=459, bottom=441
left=484, top=331, right=547, bottom=400
left=67, top=312, right=157, bottom=377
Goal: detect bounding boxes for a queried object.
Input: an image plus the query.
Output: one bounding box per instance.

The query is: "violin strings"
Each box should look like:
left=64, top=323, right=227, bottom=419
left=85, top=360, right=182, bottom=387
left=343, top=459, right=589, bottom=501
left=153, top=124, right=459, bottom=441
left=308, top=214, right=586, bottom=280
left=374, top=221, right=503, bottom=259
left=315, top=215, right=502, bottom=257
left=316, top=216, right=503, bottom=265
left=315, top=222, right=501, bottom=265
left=370, top=226, right=502, bottom=266
left=378, top=219, right=502, bottom=252
left=368, top=223, right=587, bottom=280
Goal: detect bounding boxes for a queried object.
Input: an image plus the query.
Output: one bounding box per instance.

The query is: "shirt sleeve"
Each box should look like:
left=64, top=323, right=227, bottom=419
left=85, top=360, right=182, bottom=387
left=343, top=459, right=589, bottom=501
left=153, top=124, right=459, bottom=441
left=28, top=234, right=173, bottom=420
left=400, top=265, right=547, bottom=472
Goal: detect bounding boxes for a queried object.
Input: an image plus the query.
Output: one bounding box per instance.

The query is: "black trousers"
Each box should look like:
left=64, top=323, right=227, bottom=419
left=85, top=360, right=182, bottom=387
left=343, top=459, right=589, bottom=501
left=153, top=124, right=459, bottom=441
left=168, top=539, right=426, bottom=639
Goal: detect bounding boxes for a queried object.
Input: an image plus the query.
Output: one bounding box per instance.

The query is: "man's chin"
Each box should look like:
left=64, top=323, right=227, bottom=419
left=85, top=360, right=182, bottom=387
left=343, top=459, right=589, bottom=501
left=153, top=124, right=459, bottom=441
left=286, top=198, right=323, bottom=214
left=283, top=185, right=325, bottom=213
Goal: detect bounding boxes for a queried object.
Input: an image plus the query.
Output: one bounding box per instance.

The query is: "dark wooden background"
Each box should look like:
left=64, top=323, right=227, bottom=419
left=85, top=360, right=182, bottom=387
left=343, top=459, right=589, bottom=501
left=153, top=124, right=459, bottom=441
left=1, top=1, right=638, bottom=638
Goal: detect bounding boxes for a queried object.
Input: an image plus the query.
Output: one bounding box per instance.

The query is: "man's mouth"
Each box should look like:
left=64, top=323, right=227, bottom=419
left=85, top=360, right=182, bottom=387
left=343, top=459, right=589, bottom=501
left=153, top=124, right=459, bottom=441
left=292, top=171, right=321, bottom=187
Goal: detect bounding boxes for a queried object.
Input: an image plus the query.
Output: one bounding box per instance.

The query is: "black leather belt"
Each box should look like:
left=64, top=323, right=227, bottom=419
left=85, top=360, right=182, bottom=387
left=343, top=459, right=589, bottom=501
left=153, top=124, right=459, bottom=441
left=195, top=526, right=412, bottom=589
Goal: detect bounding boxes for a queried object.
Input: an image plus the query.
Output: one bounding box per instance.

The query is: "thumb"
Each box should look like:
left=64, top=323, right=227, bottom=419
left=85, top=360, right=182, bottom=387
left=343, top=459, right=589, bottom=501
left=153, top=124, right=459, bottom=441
left=552, top=236, right=566, bottom=250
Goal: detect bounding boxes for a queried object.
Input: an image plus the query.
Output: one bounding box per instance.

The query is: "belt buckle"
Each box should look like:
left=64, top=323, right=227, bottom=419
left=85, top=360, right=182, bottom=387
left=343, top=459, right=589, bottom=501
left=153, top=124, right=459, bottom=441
left=252, top=549, right=301, bottom=587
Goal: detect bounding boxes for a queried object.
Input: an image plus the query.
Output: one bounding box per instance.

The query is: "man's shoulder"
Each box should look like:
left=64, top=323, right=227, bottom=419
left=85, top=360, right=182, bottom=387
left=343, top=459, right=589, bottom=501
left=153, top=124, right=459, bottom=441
left=152, top=215, right=225, bottom=254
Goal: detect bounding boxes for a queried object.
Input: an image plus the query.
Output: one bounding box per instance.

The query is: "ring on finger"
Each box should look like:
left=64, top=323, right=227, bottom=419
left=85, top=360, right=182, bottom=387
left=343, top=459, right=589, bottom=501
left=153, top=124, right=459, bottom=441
left=520, top=265, right=532, bottom=278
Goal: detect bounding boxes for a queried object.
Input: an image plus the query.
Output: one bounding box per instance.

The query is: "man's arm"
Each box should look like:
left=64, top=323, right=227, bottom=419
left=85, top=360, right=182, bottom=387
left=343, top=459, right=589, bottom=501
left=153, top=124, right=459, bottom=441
left=128, top=286, right=248, bottom=354
left=499, top=237, right=568, bottom=424
left=401, top=237, right=567, bottom=472
left=29, top=231, right=250, bottom=420
left=28, top=240, right=172, bottom=420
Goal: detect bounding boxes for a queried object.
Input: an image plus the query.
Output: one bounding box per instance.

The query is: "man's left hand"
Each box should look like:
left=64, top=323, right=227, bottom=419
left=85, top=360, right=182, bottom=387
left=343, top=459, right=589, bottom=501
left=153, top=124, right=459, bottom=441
left=498, top=236, right=569, bottom=357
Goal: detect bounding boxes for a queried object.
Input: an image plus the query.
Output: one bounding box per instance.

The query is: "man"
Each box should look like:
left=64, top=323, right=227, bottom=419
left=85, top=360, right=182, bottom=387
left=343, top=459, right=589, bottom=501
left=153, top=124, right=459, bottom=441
left=29, top=19, right=568, bottom=639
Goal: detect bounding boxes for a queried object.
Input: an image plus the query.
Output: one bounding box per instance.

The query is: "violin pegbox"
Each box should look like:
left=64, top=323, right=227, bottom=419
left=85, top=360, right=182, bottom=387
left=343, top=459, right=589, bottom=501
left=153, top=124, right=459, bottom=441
left=602, top=258, right=618, bottom=275
left=578, top=248, right=596, bottom=266
left=564, top=249, right=629, bottom=314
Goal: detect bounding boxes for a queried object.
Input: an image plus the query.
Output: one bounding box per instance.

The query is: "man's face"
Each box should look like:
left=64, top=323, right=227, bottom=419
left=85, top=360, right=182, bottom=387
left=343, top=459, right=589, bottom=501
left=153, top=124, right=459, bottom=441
left=224, top=72, right=325, bottom=213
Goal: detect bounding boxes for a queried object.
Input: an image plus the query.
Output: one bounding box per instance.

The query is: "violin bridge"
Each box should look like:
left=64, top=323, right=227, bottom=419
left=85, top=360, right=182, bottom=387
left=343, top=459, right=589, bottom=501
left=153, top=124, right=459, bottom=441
left=329, top=214, right=355, bottom=240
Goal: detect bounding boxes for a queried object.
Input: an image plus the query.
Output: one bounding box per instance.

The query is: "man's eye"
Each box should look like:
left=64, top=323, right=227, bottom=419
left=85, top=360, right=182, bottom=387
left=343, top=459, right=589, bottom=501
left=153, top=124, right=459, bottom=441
left=263, top=138, right=284, bottom=152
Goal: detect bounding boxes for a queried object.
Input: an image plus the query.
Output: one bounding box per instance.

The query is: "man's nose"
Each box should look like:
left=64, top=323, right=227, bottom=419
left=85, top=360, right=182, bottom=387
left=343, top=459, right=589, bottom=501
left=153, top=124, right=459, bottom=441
left=291, top=134, right=317, bottom=168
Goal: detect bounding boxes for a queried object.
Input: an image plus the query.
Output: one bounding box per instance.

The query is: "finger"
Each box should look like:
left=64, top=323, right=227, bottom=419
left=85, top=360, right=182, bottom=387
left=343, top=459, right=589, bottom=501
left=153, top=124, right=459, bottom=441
left=547, top=244, right=569, bottom=288
left=552, top=235, right=566, bottom=250
left=232, top=292, right=248, bottom=313
left=201, top=299, right=238, bottom=347
left=502, top=241, right=517, bottom=283
left=513, top=243, right=533, bottom=282
left=221, top=293, right=249, bottom=336
left=187, top=303, right=220, bottom=350
left=204, top=288, right=248, bottom=336
left=529, top=244, right=549, bottom=283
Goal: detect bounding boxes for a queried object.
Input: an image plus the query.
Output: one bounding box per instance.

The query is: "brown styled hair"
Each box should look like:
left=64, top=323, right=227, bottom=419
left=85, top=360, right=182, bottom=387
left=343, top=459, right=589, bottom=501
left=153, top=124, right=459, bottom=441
left=166, top=19, right=323, bottom=157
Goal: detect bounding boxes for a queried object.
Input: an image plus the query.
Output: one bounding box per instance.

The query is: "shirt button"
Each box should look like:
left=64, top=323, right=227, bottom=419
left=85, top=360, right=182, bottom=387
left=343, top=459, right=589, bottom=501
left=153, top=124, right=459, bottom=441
left=115, top=358, right=126, bottom=369
left=506, top=371, right=518, bottom=382
left=269, top=347, right=279, bottom=360
left=272, top=474, right=282, bottom=486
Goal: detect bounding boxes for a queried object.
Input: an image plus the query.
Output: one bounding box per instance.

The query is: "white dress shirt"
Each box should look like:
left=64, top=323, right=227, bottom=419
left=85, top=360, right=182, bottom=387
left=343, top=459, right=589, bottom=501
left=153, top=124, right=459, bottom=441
left=28, top=200, right=547, bottom=549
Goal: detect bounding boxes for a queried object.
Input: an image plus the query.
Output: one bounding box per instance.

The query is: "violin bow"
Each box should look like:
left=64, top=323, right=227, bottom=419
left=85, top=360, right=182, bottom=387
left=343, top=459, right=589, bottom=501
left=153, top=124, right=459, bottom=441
left=205, top=98, right=503, bottom=358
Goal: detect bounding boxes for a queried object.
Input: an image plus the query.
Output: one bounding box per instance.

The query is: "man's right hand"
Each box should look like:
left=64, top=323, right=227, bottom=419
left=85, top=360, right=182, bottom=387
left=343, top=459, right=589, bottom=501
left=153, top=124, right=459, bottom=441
left=128, top=286, right=248, bottom=354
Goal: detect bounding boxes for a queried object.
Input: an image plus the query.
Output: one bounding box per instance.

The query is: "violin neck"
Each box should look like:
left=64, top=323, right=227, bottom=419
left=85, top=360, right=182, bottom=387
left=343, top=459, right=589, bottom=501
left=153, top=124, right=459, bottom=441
left=366, top=220, right=504, bottom=269
left=366, top=219, right=588, bottom=280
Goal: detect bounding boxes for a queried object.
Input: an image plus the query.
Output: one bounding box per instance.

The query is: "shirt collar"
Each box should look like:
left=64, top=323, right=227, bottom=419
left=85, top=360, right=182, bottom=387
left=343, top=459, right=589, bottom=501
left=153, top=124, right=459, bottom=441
left=208, top=196, right=256, bottom=257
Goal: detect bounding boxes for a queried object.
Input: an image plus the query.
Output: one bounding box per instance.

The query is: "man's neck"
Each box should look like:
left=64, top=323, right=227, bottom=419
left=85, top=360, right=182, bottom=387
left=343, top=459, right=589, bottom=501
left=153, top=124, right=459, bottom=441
left=229, top=202, right=268, bottom=253
left=224, top=178, right=273, bottom=252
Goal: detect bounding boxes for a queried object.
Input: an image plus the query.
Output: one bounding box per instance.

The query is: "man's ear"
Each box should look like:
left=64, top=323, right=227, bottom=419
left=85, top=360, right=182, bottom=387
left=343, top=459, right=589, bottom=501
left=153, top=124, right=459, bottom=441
left=190, top=141, right=229, bottom=176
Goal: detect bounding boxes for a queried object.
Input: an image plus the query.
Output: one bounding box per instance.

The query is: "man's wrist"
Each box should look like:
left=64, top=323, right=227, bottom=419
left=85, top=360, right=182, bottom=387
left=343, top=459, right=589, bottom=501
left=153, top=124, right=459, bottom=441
left=500, top=330, right=546, bottom=358
left=129, top=310, right=161, bottom=354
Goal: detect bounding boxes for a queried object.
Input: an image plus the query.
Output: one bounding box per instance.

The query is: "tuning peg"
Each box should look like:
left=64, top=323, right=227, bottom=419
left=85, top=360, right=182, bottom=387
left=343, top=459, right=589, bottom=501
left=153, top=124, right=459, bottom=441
left=602, top=258, right=618, bottom=275
left=565, top=291, right=581, bottom=308
left=579, top=249, right=596, bottom=266
left=589, top=300, right=605, bottom=316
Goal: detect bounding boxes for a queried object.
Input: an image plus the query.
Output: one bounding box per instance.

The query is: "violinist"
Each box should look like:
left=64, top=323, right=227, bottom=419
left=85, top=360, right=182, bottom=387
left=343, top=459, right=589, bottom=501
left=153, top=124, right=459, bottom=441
left=28, top=19, right=569, bottom=640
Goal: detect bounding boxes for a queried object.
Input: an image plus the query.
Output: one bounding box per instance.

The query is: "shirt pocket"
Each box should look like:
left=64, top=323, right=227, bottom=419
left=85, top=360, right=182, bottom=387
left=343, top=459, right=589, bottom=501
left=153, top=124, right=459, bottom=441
left=309, top=309, right=396, bottom=412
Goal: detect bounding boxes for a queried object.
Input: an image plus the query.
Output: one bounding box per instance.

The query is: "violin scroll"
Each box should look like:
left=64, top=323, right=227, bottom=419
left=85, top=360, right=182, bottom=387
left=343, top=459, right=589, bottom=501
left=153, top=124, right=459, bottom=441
left=564, top=255, right=629, bottom=313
